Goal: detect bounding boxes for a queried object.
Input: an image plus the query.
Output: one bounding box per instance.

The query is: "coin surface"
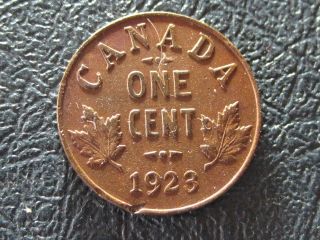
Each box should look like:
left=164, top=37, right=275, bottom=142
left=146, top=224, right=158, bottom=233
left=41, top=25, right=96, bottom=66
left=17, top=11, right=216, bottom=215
left=57, top=12, right=261, bottom=215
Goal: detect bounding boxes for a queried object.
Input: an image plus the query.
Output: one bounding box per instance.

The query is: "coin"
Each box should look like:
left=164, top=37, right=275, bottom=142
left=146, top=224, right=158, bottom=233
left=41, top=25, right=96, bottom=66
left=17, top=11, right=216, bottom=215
left=57, top=12, right=261, bottom=215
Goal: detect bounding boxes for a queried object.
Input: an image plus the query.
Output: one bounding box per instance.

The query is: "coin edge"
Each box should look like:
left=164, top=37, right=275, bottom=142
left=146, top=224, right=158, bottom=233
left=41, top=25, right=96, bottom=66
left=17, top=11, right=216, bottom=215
left=56, top=11, right=262, bottom=215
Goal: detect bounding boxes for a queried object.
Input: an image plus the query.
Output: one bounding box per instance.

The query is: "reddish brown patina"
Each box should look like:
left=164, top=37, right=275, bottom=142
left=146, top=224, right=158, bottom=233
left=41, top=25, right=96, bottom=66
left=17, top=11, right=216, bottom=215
left=57, top=12, right=261, bottom=215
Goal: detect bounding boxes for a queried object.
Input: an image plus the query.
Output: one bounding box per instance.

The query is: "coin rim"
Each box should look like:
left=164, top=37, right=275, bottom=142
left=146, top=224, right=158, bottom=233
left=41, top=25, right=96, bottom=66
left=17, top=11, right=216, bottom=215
left=57, top=11, right=262, bottom=215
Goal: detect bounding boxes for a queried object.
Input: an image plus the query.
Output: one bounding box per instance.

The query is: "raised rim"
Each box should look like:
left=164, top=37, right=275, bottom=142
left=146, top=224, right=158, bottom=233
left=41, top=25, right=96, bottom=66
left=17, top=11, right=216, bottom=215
left=57, top=11, right=262, bottom=215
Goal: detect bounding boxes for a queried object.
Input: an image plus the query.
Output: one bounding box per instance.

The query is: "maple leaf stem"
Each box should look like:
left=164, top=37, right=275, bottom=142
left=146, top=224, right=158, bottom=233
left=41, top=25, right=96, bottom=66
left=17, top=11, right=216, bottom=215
left=204, top=122, right=228, bottom=171
left=204, top=117, right=229, bottom=171
left=204, top=155, right=219, bottom=171
left=109, top=160, right=123, bottom=173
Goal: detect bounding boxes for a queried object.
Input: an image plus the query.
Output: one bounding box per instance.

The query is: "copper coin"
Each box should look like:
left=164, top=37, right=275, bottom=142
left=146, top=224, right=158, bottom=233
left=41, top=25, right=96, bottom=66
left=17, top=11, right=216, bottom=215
left=57, top=12, right=261, bottom=215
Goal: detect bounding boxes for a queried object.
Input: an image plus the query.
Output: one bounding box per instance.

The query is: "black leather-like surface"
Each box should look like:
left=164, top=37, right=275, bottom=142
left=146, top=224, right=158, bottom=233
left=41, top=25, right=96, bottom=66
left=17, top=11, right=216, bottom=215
left=0, top=1, right=319, bottom=239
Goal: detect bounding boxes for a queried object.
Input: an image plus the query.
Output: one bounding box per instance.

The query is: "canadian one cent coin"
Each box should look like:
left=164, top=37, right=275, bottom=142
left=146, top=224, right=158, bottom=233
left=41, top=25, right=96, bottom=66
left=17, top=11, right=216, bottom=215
left=57, top=12, right=261, bottom=214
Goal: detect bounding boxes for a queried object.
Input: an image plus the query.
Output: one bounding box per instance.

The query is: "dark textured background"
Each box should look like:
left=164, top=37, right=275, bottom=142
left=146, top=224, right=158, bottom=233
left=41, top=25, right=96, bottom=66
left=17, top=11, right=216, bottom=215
left=0, top=0, right=319, bottom=239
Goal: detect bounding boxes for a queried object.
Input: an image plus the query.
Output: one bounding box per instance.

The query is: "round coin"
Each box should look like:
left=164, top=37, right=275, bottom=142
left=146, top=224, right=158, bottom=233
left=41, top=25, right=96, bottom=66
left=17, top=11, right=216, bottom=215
left=57, top=12, right=261, bottom=215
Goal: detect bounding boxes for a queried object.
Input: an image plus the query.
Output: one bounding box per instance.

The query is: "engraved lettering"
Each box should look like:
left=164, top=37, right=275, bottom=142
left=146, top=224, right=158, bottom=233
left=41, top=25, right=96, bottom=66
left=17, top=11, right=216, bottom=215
left=161, top=108, right=177, bottom=137
left=145, top=171, right=161, bottom=196
left=209, top=63, right=237, bottom=89
left=173, top=70, right=191, bottom=98
left=130, top=171, right=142, bottom=194
left=98, top=42, right=126, bottom=71
left=164, top=171, right=179, bottom=194
left=128, top=109, right=141, bottom=139
left=145, top=109, right=159, bottom=138
left=127, top=107, right=198, bottom=139
left=180, top=108, right=195, bottom=137
left=157, top=24, right=181, bottom=50
left=124, top=23, right=149, bottom=52
left=129, top=170, right=199, bottom=195
left=77, top=64, right=102, bottom=89
left=187, top=33, right=214, bottom=61
left=150, top=70, right=169, bottom=99
left=127, top=71, right=146, bottom=99
left=184, top=170, right=199, bottom=193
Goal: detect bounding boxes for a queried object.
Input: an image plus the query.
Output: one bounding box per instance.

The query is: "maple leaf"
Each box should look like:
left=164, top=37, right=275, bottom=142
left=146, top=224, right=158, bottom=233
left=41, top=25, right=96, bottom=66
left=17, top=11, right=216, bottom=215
left=200, top=101, right=252, bottom=171
left=68, top=105, right=126, bottom=172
